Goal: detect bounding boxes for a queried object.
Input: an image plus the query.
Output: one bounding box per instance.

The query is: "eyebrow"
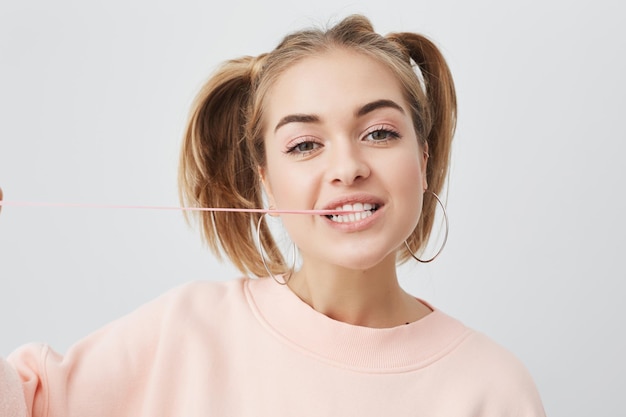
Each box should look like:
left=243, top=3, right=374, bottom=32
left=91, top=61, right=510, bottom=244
left=356, top=99, right=405, bottom=117
left=273, top=99, right=405, bottom=133
left=274, top=114, right=320, bottom=132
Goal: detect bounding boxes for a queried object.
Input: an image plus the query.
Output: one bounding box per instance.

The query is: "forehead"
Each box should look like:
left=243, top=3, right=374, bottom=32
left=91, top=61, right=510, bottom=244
left=264, top=49, right=408, bottom=125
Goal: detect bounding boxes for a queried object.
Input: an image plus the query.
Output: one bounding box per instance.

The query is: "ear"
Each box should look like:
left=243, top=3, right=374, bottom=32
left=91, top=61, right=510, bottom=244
left=421, top=143, right=429, bottom=191
left=258, top=166, right=277, bottom=210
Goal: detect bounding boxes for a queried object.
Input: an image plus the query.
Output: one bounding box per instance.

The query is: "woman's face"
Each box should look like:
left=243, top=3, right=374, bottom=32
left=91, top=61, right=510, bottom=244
left=260, top=48, right=428, bottom=271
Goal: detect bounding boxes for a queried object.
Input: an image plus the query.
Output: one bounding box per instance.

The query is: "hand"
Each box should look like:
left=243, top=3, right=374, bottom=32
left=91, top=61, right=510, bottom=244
left=0, top=187, right=3, bottom=214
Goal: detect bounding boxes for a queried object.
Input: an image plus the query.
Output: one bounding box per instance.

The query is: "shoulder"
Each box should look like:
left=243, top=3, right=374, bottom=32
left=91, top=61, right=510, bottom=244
left=143, top=277, right=249, bottom=309
left=58, top=278, right=253, bottom=351
left=455, top=330, right=538, bottom=384
left=134, top=277, right=252, bottom=323
left=437, top=322, right=545, bottom=415
left=162, top=277, right=248, bottom=305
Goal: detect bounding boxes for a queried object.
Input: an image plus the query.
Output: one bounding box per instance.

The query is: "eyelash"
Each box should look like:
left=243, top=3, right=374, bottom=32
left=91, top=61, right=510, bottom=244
left=284, top=137, right=322, bottom=155
left=283, top=125, right=402, bottom=156
left=363, top=125, right=402, bottom=143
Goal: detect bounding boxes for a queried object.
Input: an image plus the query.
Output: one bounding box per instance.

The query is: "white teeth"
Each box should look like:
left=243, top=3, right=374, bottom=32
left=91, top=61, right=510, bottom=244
left=328, top=202, right=378, bottom=223
left=334, top=203, right=368, bottom=212
left=329, top=210, right=373, bottom=223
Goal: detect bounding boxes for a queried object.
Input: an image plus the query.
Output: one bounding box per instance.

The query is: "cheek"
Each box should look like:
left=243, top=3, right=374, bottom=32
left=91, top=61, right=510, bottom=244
left=269, top=177, right=296, bottom=207
left=389, top=154, right=426, bottom=219
left=392, top=153, right=424, bottom=191
left=265, top=166, right=316, bottom=208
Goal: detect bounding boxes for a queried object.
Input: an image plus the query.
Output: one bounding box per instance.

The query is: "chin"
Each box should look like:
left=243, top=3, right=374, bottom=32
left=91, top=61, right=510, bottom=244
left=298, top=236, right=404, bottom=272
left=324, top=249, right=397, bottom=272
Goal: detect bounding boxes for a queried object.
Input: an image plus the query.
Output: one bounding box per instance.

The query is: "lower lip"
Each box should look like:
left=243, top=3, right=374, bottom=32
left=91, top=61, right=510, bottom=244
left=321, top=206, right=383, bottom=232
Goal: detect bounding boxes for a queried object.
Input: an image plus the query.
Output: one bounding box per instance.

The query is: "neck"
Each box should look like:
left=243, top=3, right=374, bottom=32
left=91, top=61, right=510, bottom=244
left=287, top=254, right=431, bottom=328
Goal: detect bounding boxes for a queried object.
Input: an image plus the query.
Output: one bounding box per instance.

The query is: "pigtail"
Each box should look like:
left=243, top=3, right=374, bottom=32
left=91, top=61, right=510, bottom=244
left=386, top=32, right=457, bottom=259
left=179, top=56, right=282, bottom=277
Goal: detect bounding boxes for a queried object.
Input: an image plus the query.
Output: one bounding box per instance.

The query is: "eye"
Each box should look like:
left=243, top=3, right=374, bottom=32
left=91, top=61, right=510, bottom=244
left=293, top=142, right=318, bottom=152
left=364, top=126, right=401, bottom=143
left=369, top=130, right=393, bottom=141
left=284, top=138, right=323, bottom=155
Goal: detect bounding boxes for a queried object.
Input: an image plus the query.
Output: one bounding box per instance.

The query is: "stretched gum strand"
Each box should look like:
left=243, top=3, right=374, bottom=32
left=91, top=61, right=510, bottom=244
left=0, top=200, right=360, bottom=215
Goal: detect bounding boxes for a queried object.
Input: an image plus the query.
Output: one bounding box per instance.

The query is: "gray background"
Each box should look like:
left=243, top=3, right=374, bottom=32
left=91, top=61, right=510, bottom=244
left=1, top=1, right=624, bottom=416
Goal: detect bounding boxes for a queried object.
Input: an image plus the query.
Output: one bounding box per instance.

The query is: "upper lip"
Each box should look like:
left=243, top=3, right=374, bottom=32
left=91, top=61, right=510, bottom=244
left=321, top=194, right=385, bottom=211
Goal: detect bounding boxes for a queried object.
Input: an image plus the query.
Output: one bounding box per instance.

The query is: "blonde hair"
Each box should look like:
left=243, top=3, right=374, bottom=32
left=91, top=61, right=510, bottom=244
left=179, top=15, right=456, bottom=277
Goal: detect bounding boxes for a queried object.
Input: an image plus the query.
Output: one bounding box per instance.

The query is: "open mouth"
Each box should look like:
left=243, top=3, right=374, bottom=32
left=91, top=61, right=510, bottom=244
left=325, top=203, right=380, bottom=223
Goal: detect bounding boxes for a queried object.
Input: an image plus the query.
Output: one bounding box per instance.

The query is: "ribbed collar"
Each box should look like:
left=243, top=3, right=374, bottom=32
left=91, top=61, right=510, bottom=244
left=245, top=277, right=471, bottom=373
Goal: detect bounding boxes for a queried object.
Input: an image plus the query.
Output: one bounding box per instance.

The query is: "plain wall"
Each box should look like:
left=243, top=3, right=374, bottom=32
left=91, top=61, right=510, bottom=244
left=1, top=1, right=624, bottom=416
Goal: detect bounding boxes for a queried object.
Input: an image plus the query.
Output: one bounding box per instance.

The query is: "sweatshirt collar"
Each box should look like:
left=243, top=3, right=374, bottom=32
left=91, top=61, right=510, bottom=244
left=245, top=277, right=471, bottom=372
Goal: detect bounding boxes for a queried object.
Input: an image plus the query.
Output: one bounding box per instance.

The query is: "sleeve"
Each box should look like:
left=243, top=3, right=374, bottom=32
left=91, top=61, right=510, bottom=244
left=465, top=333, right=547, bottom=417
left=0, top=284, right=191, bottom=417
left=484, top=358, right=546, bottom=417
left=1, top=355, right=29, bottom=417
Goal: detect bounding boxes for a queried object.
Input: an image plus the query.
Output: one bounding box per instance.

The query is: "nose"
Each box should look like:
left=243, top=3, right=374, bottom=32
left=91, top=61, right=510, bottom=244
left=325, top=140, right=371, bottom=186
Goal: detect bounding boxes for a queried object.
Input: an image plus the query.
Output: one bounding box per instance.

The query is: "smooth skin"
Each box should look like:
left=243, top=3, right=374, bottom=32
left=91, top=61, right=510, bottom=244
left=260, top=48, right=432, bottom=328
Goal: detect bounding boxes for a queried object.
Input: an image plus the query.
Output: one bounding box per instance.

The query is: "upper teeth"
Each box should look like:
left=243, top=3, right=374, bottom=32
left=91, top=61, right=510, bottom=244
left=328, top=203, right=377, bottom=223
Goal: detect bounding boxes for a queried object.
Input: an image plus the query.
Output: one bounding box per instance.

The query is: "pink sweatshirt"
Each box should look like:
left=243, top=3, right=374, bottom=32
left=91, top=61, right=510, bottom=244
left=1, top=278, right=545, bottom=416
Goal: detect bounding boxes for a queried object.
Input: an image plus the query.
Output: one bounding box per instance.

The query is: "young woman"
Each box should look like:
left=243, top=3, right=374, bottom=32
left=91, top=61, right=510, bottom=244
left=1, top=15, right=545, bottom=416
